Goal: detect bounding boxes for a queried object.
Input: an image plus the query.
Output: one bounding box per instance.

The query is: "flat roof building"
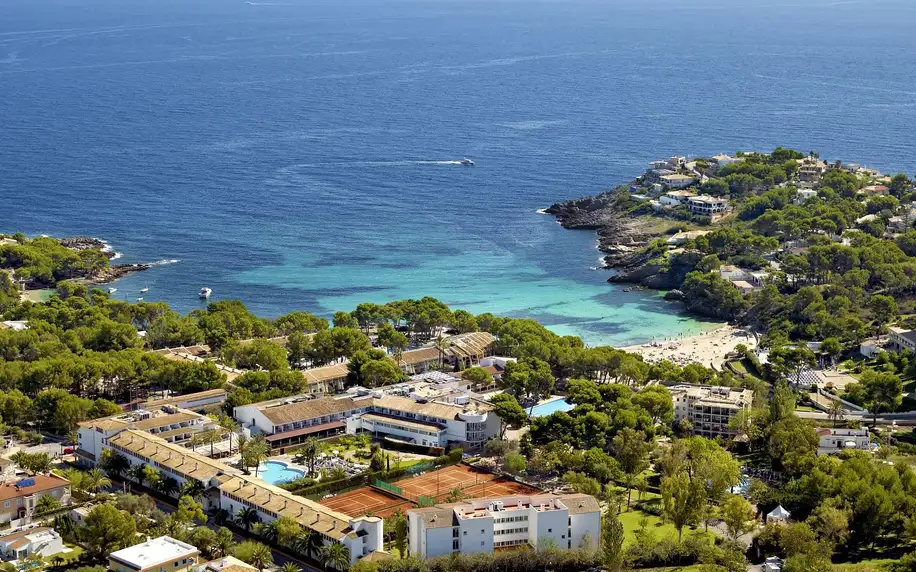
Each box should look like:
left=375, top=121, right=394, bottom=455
left=109, top=536, right=199, bottom=572
left=670, top=385, right=753, bottom=439
left=407, top=494, right=600, bottom=558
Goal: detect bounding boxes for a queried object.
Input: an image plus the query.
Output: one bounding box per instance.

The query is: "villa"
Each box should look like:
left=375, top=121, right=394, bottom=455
left=0, top=527, right=64, bottom=561
left=888, top=327, right=916, bottom=353
left=109, top=536, right=199, bottom=572
left=816, top=428, right=871, bottom=456
left=659, top=174, right=697, bottom=189
left=0, top=476, right=72, bottom=524
left=687, top=195, right=728, bottom=216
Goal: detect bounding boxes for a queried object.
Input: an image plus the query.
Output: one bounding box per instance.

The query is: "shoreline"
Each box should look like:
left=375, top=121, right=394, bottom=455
left=620, top=325, right=757, bottom=369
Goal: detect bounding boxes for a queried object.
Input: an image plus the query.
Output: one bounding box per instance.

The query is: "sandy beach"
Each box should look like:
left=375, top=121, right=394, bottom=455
left=621, top=325, right=757, bottom=369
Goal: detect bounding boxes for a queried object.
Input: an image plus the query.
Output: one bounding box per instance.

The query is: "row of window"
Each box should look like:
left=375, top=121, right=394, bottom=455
left=494, top=539, right=528, bottom=548
left=495, top=515, right=528, bottom=524
left=367, top=419, right=440, bottom=437
left=494, top=527, right=528, bottom=536
left=221, top=494, right=336, bottom=544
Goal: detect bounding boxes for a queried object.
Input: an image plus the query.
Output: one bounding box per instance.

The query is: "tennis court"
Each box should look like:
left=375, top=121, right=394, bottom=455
left=318, top=487, right=410, bottom=517
left=458, top=477, right=542, bottom=499
left=395, top=464, right=499, bottom=499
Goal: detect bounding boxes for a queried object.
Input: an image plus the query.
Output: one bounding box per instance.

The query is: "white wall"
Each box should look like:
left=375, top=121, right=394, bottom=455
left=233, top=405, right=275, bottom=434
left=569, top=512, right=601, bottom=551
left=531, top=508, right=568, bottom=551
left=457, top=517, right=493, bottom=555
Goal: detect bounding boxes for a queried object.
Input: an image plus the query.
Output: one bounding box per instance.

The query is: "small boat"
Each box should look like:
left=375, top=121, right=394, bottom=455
left=460, top=158, right=474, bottom=166
left=140, top=287, right=149, bottom=293
left=136, top=297, right=144, bottom=302
left=107, top=287, right=117, bottom=294
left=199, top=287, right=212, bottom=299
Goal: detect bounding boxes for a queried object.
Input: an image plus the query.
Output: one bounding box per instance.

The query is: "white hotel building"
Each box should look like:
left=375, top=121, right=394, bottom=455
left=407, top=494, right=601, bottom=558
left=234, top=388, right=500, bottom=450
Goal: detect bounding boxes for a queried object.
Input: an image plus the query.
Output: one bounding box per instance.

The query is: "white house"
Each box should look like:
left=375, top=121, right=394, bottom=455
left=687, top=195, right=729, bottom=216
left=407, top=494, right=600, bottom=558
left=0, top=527, right=64, bottom=561
left=711, top=154, right=742, bottom=170
left=659, top=174, right=697, bottom=189
left=816, top=428, right=871, bottom=456
left=109, top=536, right=200, bottom=572
left=659, top=190, right=696, bottom=207
left=718, top=265, right=749, bottom=282
left=795, top=189, right=818, bottom=204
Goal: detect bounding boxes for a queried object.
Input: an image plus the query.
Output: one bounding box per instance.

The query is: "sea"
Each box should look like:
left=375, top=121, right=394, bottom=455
left=1, top=0, right=914, bottom=347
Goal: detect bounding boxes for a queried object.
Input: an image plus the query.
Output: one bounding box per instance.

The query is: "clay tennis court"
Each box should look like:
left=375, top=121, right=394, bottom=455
left=318, top=487, right=411, bottom=517
left=456, top=477, right=542, bottom=499
left=394, top=464, right=500, bottom=498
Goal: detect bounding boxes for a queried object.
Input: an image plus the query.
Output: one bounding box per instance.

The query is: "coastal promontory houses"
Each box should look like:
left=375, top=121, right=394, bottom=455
left=670, top=385, right=753, bottom=439
left=687, top=195, right=729, bottom=216
left=407, top=494, right=600, bottom=558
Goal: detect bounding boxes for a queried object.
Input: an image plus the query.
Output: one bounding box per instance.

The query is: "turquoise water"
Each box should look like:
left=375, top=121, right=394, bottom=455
left=2, top=0, right=914, bottom=347
left=529, top=398, right=574, bottom=417
left=259, top=461, right=304, bottom=485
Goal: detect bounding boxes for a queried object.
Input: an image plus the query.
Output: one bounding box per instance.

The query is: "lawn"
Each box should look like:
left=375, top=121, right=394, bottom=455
left=831, top=558, right=895, bottom=571
left=617, top=505, right=712, bottom=547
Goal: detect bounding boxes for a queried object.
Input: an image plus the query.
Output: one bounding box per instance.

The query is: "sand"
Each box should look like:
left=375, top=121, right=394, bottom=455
left=621, top=325, right=757, bottom=369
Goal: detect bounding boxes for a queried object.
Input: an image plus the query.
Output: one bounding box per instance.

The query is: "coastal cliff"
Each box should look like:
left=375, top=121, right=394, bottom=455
left=546, top=189, right=683, bottom=281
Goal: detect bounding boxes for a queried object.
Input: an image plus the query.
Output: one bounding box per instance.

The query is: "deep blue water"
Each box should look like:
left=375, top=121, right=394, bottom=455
left=1, top=0, right=915, bottom=346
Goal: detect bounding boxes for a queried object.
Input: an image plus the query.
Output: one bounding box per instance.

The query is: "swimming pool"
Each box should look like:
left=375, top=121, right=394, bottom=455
left=258, top=461, right=305, bottom=484
left=529, top=398, right=574, bottom=417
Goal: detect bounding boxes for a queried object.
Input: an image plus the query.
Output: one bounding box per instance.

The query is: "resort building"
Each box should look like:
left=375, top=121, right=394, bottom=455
left=109, top=536, right=200, bottom=572
left=76, top=404, right=223, bottom=466
left=888, top=327, right=916, bottom=353
left=139, top=389, right=228, bottom=412
left=302, top=363, right=351, bottom=393
left=395, top=332, right=497, bottom=374
left=235, top=387, right=500, bottom=450
left=0, top=527, right=64, bottom=561
left=218, top=476, right=383, bottom=567
left=407, top=494, right=601, bottom=558
left=670, top=385, right=753, bottom=439
left=687, top=195, right=729, bottom=216
left=816, top=428, right=871, bottom=456
left=0, top=476, right=72, bottom=524
left=100, top=430, right=241, bottom=509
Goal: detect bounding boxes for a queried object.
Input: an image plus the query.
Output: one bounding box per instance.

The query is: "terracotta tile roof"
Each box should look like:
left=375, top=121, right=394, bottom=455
left=133, top=412, right=202, bottom=431
left=259, top=396, right=362, bottom=425
left=144, top=389, right=227, bottom=408
left=218, top=476, right=353, bottom=540
left=397, top=347, right=441, bottom=367
left=301, top=363, right=350, bottom=384
left=0, top=475, right=70, bottom=502
left=107, top=430, right=239, bottom=482
left=410, top=507, right=455, bottom=529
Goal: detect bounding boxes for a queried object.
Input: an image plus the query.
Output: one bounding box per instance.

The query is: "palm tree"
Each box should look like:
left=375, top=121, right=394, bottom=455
left=280, top=563, right=300, bottom=572
left=257, top=520, right=281, bottom=544
left=302, top=437, right=320, bottom=476
left=248, top=542, right=273, bottom=571
left=213, top=527, right=234, bottom=558
left=157, top=476, right=180, bottom=497
left=827, top=399, right=845, bottom=428
left=293, top=529, right=323, bottom=561
left=202, top=428, right=222, bottom=458
left=101, top=451, right=130, bottom=478
left=85, top=468, right=111, bottom=495
left=182, top=479, right=207, bottom=501
left=131, top=464, right=147, bottom=488
left=320, top=543, right=350, bottom=571
left=61, top=468, right=87, bottom=497
left=209, top=507, right=232, bottom=526
left=236, top=507, right=260, bottom=531
left=219, top=415, right=241, bottom=454
left=245, top=435, right=270, bottom=477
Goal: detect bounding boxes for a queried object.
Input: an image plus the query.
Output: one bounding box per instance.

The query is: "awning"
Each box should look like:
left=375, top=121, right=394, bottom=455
left=266, top=421, right=345, bottom=442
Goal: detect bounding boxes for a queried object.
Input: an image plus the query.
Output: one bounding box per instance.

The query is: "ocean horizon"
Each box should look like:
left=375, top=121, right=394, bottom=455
left=2, top=0, right=914, bottom=346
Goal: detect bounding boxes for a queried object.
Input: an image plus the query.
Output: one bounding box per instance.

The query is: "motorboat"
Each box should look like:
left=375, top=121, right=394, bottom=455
left=136, top=297, right=144, bottom=302
left=107, top=287, right=117, bottom=294
left=199, top=287, right=212, bottom=299
left=460, top=158, right=474, bottom=166
left=140, top=287, right=149, bottom=293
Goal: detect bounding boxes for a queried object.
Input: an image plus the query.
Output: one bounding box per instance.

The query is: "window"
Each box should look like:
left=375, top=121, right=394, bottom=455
left=3, top=501, right=8, bottom=508
left=452, top=540, right=459, bottom=550
left=547, top=529, right=552, bottom=533
left=463, top=531, right=467, bottom=536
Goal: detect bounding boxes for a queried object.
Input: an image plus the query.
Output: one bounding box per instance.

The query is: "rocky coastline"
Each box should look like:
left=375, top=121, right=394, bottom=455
left=545, top=189, right=686, bottom=288
left=59, top=236, right=150, bottom=285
